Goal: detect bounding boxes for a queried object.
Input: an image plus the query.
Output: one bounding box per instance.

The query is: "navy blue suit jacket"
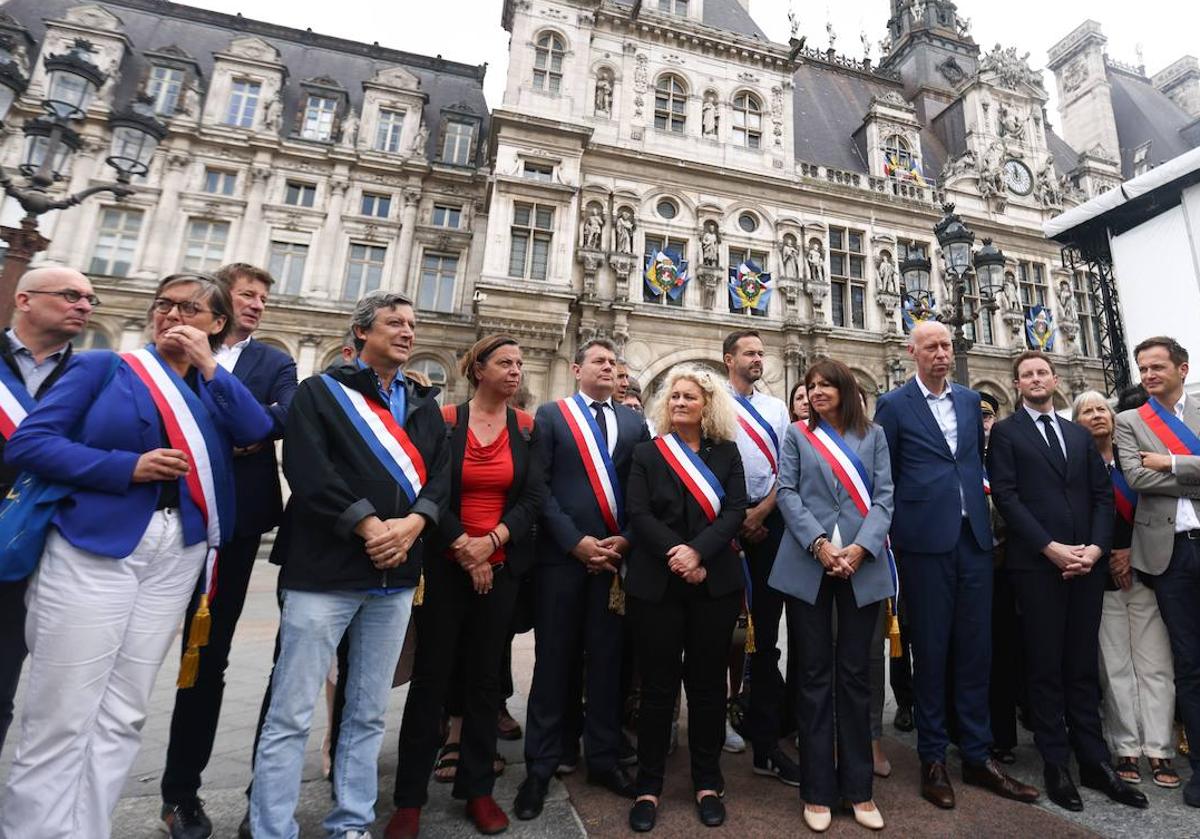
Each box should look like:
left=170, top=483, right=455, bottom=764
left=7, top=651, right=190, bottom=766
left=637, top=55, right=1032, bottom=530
left=874, top=378, right=992, bottom=554
left=228, top=339, right=297, bottom=536
left=533, top=396, right=650, bottom=562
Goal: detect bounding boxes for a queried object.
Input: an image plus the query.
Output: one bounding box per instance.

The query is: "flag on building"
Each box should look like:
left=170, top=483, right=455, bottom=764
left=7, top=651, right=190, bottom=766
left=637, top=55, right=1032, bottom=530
left=644, top=250, right=689, bottom=300
left=728, top=260, right=773, bottom=312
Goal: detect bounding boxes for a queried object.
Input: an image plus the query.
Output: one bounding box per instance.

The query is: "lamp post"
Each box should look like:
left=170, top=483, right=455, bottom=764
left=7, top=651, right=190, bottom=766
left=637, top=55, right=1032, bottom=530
left=0, top=39, right=165, bottom=326
left=933, top=203, right=976, bottom=383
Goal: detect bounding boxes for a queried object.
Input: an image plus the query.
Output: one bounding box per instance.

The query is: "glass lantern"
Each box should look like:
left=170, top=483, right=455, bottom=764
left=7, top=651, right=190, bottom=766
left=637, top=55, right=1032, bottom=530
left=42, top=40, right=106, bottom=121
left=106, top=99, right=167, bottom=181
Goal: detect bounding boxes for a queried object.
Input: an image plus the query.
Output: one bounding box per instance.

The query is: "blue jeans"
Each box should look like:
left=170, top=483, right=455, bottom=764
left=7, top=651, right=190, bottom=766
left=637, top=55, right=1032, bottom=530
left=250, top=588, right=414, bottom=839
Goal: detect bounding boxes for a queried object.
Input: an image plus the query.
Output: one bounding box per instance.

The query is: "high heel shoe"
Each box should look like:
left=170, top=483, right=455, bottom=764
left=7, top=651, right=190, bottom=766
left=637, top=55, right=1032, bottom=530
left=802, top=805, right=831, bottom=833
left=852, top=801, right=885, bottom=830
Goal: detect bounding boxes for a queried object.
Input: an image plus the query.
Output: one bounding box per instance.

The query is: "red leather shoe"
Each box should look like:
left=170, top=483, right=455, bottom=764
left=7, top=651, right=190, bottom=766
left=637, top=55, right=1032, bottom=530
left=384, top=806, right=420, bottom=839
left=466, top=795, right=510, bottom=835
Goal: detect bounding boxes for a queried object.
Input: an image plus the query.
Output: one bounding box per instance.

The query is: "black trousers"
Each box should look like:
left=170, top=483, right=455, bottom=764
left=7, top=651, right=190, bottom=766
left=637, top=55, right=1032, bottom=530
left=523, top=561, right=623, bottom=781
left=627, top=579, right=741, bottom=797
left=1010, top=565, right=1109, bottom=768
left=788, top=578, right=876, bottom=807
left=163, top=530, right=263, bottom=806
left=0, top=577, right=28, bottom=752
left=989, top=567, right=1024, bottom=750
left=744, top=508, right=786, bottom=758
left=1154, top=534, right=1200, bottom=772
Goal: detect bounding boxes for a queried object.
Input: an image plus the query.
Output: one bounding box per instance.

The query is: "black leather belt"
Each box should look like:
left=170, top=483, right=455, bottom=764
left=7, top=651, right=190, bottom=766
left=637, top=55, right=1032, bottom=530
left=1178, top=529, right=1200, bottom=540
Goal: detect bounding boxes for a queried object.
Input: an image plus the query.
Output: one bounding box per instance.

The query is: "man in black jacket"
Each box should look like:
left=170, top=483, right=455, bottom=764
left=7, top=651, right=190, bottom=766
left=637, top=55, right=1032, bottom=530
left=987, top=350, right=1145, bottom=812
left=248, top=291, right=448, bottom=839
left=0, top=265, right=95, bottom=752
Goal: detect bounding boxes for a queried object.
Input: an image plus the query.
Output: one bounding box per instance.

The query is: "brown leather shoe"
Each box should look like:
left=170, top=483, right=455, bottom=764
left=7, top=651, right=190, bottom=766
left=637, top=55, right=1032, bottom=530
left=921, top=762, right=956, bottom=809
left=962, top=758, right=1040, bottom=803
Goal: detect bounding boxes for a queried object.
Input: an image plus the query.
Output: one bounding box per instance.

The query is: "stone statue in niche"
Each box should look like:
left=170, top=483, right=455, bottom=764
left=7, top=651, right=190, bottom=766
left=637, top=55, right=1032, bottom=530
left=594, top=71, right=613, bottom=116
left=806, top=241, right=825, bottom=283
left=411, top=122, right=429, bottom=155
left=779, top=234, right=801, bottom=279
left=702, top=93, right=718, bottom=138
left=582, top=206, right=605, bottom=251
left=998, top=104, right=1025, bottom=142
left=263, top=94, right=283, bottom=132
left=614, top=208, right=636, bottom=254
left=340, top=109, right=359, bottom=148
left=1036, top=155, right=1059, bottom=205
left=877, top=251, right=897, bottom=294
left=1002, top=271, right=1021, bottom=312
left=700, top=221, right=720, bottom=266
left=1057, top=278, right=1077, bottom=323
left=178, top=81, right=201, bottom=117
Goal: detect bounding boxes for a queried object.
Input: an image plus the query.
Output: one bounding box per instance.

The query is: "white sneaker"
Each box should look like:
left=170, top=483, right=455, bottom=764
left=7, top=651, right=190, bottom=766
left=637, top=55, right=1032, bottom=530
left=723, top=722, right=746, bottom=753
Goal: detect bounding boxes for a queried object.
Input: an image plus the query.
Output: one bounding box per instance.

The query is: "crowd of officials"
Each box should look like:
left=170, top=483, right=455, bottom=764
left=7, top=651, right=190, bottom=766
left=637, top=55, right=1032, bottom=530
left=0, top=261, right=1196, bottom=839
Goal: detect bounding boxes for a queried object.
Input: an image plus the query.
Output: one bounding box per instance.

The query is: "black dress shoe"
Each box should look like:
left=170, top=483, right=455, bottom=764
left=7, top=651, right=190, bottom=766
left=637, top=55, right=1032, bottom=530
left=1044, top=765, right=1083, bottom=812
left=1079, top=761, right=1149, bottom=809
left=588, top=766, right=637, bottom=799
left=514, top=775, right=549, bottom=820
left=1184, top=775, right=1200, bottom=808
left=629, top=799, right=658, bottom=832
left=696, top=794, right=726, bottom=827
left=893, top=705, right=915, bottom=733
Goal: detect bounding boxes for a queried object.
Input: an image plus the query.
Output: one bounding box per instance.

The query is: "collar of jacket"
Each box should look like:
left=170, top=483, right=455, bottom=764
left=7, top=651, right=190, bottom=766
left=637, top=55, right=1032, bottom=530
left=324, top=362, right=441, bottom=418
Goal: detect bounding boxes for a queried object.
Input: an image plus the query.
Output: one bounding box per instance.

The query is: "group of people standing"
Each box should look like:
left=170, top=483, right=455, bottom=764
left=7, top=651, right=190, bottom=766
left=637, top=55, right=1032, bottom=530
left=0, top=259, right=1196, bottom=839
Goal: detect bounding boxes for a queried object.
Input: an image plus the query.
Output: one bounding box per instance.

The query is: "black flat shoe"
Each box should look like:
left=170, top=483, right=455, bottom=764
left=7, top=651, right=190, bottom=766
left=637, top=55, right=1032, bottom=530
left=629, top=799, right=658, bottom=832
left=1079, top=762, right=1149, bottom=809
left=513, top=775, right=548, bottom=820
left=696, top=794, right=725, bottom=827
left=587, top=766, right=636, bottom=799
left=1045, top=765, right=1083, bottom=812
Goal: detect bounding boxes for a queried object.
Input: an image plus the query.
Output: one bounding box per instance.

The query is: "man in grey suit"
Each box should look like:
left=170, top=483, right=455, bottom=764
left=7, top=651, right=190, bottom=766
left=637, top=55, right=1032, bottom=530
left=1115, top=335, right=1200, bottom=808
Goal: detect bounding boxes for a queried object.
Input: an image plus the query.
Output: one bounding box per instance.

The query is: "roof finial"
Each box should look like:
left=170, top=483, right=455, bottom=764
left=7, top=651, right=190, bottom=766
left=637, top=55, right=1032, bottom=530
left=1135, top=43, right=1145, bottom=74
left=825, top=15, right=836, bottom=52
left=787, top=1, right=799, bottom=39
left=861, top=29, right=871, bottom=61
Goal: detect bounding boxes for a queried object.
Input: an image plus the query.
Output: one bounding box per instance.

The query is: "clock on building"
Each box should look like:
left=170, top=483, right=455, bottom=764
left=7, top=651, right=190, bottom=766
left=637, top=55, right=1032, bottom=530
left=1003, top=159, right=1033, bottom=195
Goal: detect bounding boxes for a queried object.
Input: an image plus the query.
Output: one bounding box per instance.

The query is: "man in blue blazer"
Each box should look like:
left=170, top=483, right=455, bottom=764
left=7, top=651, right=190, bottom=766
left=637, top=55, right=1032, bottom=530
left=515, top=338, right=650, bottom=820
left=161, top=264, right=297, bottom=838
left=874, top=322, right=1038, bottom=810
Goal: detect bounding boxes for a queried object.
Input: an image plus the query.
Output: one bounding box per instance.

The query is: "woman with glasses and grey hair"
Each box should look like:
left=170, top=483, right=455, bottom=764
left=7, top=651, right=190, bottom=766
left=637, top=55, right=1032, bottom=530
left=0, top=273, right=273, bottom=839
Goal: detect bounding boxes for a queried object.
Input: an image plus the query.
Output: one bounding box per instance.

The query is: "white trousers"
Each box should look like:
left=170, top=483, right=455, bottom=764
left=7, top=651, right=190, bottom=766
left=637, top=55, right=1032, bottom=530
left=0, top=511, right=205, bottom=839
left=1097, top=577, right=1176, bottom=759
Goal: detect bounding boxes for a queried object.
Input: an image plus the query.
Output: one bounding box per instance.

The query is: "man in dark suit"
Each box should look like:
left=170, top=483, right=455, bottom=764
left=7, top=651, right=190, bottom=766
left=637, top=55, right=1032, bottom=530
left=514, top=338, right=650, bottom=820
left=874, top=321, right=1037, bottom=810
left=161, top=263, right=297, bottom=839
left=988, top=350, right=1146, bottom=812
left=0, top=266, right=95, bottom=753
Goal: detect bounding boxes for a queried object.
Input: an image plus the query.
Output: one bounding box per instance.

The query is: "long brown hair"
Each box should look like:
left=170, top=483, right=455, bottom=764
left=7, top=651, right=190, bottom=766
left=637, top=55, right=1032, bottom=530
left=805, top=358, right=869, bottom=436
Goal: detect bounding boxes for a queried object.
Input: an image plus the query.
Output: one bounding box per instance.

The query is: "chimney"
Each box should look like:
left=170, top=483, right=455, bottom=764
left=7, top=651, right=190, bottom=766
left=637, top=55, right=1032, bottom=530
left=1152, top=56, right=1200, bottom=119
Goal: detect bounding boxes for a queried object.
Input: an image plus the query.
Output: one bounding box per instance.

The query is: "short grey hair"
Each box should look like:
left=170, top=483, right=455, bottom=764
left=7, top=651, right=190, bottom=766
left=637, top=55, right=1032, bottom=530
left=574, top=337, right=617, bottom=366
left=1071, top=389, right=1116, bottom=424
left=350, top=291, right=413, bottom=351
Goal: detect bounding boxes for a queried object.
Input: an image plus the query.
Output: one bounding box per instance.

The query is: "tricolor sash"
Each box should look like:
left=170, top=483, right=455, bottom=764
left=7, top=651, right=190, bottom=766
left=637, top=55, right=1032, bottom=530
left=556, top=393, right=622, bottom=534
left=1138, top=397, right=1200, bottom=457
left=1111, top=467, right=1137, bottom=526
left=733, top=393, right=780, bottom=474
left=797, top=419, right=899, bottom=598
left=983, top=468, right=991, bottom=496
left=654, top=432, right=724, bottom=521
left=0, top=360, right=35, bottom=440
left=320, top=374, right=426, bottom=504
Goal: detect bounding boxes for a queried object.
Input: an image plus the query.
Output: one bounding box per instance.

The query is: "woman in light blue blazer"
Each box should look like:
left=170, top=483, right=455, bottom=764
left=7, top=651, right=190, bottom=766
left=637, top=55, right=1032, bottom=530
left=769, top=358, right=894, bottom=832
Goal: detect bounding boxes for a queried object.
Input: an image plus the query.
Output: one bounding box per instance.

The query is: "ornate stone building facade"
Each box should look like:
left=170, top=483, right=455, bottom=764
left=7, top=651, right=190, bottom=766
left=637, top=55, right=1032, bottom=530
left=3, top=1, right=1196, bottom=408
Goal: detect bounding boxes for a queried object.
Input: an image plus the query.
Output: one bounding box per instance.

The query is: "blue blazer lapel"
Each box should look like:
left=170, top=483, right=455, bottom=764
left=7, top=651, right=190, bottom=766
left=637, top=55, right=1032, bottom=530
left=231, top=339, right=263, bottom=384
left=1015, top=408, right=1067, bottom=477
left=904, top=380, right=953, bottom=458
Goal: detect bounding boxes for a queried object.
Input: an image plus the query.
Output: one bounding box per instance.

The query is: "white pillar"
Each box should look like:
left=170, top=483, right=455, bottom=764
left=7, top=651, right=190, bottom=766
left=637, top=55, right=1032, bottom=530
left=395, top=187, right=421, bottom=297
left=308, top=178, right=349, bottom=299
left=233, top=164, right=272, bottom=263
left=139, top=151, right=191, bottom=276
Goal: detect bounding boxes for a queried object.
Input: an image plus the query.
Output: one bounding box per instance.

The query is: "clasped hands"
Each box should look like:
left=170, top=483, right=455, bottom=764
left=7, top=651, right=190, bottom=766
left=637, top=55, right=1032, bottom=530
left=1043, top=540, right=1103, bottom=580
left=450, top=532, right=500, bottom=594
left=355, top=513, right=425, bottom=571
left=571, top=535, right=629, bottom=575
left=1109, top=547, right=1133, bottom=591
left=816, top=541, right=866, bottom=579
left=667, top=543, right=706, bottom=585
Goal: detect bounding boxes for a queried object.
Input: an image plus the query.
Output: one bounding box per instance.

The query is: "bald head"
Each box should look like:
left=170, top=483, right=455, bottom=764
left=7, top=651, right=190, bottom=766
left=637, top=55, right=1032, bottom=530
left=907, top=319, right=954, bottom=389
left=17, top=265, right=90, bottom=294
left=13, top=266, right=95, bottom=348
left=907, top=320, right=951, bottom=348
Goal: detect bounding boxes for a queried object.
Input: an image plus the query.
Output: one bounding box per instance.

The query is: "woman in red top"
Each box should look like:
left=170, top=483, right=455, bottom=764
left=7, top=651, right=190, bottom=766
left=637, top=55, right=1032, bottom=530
left=388, top=335, right=547, bottom=838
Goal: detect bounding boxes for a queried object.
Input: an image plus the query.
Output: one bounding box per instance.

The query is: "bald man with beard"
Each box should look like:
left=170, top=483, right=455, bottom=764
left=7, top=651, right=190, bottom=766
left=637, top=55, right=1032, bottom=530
left=0, top=265, right=97, bottom=751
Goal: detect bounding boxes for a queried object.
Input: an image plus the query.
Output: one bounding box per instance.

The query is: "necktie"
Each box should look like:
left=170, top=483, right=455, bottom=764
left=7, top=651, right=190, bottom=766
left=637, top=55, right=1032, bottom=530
left=591, top=401, right=609, bottom=448
left=1038, top=415, right=1066, bottom=469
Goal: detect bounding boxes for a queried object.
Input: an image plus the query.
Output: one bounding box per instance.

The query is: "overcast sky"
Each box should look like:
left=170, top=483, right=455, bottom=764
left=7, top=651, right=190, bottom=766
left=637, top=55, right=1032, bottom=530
left=183, top=0, right=1198, bottom=129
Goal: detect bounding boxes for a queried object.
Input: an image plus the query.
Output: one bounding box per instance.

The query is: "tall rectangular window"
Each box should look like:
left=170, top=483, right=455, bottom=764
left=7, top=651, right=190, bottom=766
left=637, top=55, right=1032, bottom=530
left=418, top=253, right=459, bottom=313
left=1018, top=260, right=1049, bottom=307
left=643, top=235, right=688, bottom=307
left=375, top=108, right=406, bottom=152
left=342, top=243, right=387, bottom=300
left=203, top=168, right=236, bottom=196
left=268, top=241, right=308, bottom=296
left=432, top=204, right=462, bottom=228
left=300, top=95, right=338, bottom=141
left=728, top=247, right=770, bottom=317
left=182, top=219, right=229, bottom=271
left=284, top=181, right=317, bottom=208
left=963, top=276, right=994, bottom=345
left=148, top=66, right=184, bottom=116
left=829, top=226, right=866, bottom=328
left=89, top=208, right=142, bottom=277
left=224, top=79, right=261, bottom=128
left=361, top=192, right=391, bottom=218
left=1074, top=271, right=1102, bottom=358
left=441, top=120, right=474, bottom=166
left=508, top=203, right=554, bottom=281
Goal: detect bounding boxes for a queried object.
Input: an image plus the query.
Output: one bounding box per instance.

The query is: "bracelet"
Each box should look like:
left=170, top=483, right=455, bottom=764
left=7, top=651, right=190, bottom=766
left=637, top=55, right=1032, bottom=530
left=487, top=531, right=501, bottom=551
left=810, top=535, right=828, bottom=555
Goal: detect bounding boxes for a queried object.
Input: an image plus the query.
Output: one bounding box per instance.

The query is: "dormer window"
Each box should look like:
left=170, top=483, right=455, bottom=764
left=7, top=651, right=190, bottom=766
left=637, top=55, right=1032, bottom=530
left=533, top=32, right=566, bottom=94
left=375, top=108, right=406, bottom=152
left=658, top=0, right=689, bottom=15
left=147, top=66, right=185, bottom=116
left=301, top=95, right=338, bottom=141
left=225, top=79, right=260, bottom=128
left=441, top=120, right=475, bottom=166
left=1132, top=141, right=1152, bottom=177
left=882, top=134, right=917, bottom=179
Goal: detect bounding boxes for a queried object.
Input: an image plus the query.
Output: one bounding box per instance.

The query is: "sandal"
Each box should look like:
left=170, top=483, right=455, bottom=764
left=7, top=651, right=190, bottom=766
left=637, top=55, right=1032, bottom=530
left=1114, top=756, right=1141, bottom=784
left=1149, top=758, right=1181, bottom=789
left=433, top=742, right=459, bottom=783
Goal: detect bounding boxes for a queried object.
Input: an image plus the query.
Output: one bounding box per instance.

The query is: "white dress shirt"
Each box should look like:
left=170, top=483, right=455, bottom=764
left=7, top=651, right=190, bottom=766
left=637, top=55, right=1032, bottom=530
left=915, top=375, right=966, bottom=515
left=727, top=384, right=790, bottom=503
left=215, top=335, right=252, bottom=373
left=1169, top=394, right=1200, bottom=532
left=1022, top=403, right=1067, bottom=457
left=577, top=387, right=617, bottom=455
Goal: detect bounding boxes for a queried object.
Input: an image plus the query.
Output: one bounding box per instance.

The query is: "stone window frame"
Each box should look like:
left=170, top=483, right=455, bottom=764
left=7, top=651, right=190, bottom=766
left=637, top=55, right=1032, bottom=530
left=532, top=30, right=567, bottom=94
left=731, top=90, right=764, bottom=149
left=508, top=201, right=555, bottom=281
left=439, top=113, right=482, bottom=167
left=268, top=239, right=310, bottom=296
left=654, top=73, right=689, bottom=134
left=341, top=241, right=390, bottom=301
left=416, top=249, right=461, bottom=314
left=89, top=206, right=144, bottom=278
left=828, top=225, right=867, bottom=330
left=181, top=217, right=231, bottom=272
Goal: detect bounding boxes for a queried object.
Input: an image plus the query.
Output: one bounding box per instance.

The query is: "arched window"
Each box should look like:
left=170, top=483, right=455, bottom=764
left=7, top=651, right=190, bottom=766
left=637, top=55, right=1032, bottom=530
left=654, top=75, right=687, bottom=133
left=406, top=357, right=449, bottom=405
left=71, top=326, right=112, bottom=350
left=732, top=91, right=762, bottom=148
left=533, top=32, right=566, bottom=94
left=882, top=134, right=915, bottom=178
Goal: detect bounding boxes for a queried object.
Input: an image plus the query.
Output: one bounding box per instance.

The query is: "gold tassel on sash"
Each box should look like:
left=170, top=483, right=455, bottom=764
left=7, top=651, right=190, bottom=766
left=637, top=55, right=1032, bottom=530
left=177, top=593, right=212, bottom=689
left=744, top=608, right=757, bottom=654
left=608, top=574, right=625, bottom=615
left=413, top=571, right=425, bottom=607
left=887, top=598, right=902, bottom=659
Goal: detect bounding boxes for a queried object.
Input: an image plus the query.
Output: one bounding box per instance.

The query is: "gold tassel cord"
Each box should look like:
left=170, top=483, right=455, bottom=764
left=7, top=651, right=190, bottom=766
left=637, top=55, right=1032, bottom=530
left=744, top=610, right=756, bottom=654
left=413, top=571, right=425, bottom=607
left=608, top=574, right=625, bottom=615
left=887, top=598, right=902, bottom=659
left=177, top=593, right=212, bottom=689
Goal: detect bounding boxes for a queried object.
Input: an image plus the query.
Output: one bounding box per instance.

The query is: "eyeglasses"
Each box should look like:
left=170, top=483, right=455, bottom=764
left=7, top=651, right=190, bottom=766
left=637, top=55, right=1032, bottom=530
left=152, top=298, right=210, bottom=317
left=25, top=289, right=102, bottom=307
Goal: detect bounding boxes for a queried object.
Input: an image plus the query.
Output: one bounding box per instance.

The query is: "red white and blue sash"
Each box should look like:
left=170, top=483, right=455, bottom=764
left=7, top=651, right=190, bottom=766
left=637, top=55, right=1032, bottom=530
left=1111, top=466, right=1137, bottom=526
left=1139, top=396, right=1200, bottom=457
left=733, top=394, right=780, bottom=474
left=982, top=468, right=991, bottom=496
left=123, top=348, right=227, bottom=596
left=556, top=393, right=622, bottom=534
left=0, top=360, right=35, bottom=440
left=320, top=374, right=426, bottom=504
left=654, top=432, right=724, bottom=522
left=797, top=419, right=899, bottom=598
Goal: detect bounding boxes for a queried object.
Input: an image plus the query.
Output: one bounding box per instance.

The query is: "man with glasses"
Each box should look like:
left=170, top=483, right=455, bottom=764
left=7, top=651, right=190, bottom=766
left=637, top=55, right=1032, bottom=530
left=0, top=265, right=97, bottom=753
left=159, top=264, right=297, bottom=839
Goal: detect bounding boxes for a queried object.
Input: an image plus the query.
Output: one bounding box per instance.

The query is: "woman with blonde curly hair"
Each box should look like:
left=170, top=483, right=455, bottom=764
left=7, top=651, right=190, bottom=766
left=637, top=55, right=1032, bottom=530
left=623, top=365, right=747, bottom=832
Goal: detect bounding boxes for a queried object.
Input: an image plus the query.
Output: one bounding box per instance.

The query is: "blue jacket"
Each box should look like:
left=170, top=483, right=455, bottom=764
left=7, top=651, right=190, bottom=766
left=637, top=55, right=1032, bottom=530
left=5, top=349, right=273, bottom=559
left=874, top=378, right=992, bottom=554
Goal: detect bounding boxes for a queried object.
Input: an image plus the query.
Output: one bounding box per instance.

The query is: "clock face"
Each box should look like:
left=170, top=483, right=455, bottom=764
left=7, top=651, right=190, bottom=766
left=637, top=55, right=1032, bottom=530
left=1003, top=159, right=1033, bottom=196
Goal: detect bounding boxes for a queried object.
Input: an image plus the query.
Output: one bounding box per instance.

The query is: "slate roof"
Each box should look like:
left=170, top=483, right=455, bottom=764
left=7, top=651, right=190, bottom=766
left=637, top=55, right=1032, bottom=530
left=611, top=0, right=767, bottom=41
left=1107, top=66, right=1197, bottom=179
left=4, top=0, right=490, bottom=161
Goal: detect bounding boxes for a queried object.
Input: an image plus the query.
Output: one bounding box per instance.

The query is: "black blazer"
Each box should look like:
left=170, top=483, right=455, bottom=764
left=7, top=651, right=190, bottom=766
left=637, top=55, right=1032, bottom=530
left=435, top=403, right=548, bottom=578
left=625, top=437, right=747, bottom=601
left=987, top=409, right=1114, bottom=573
left=0, top=333, right=72, bottom=496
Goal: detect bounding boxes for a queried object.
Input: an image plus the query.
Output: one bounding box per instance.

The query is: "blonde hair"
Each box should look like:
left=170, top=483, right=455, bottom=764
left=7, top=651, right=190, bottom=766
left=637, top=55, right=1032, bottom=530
left=648, top=364, right=739, bottom=442
left=1071, top=389, right=1116, bottom=427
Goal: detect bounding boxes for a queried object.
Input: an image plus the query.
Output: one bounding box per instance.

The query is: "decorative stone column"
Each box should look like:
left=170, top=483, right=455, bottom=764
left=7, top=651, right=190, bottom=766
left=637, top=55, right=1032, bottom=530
left=139, top=151, right=192, bottom=277
left=295, top=333, right=323, bottom=380
left=232, top=164, right=273, bottom=263
left=394, top=187, right=421, bottom=296
left=309, top=178, right=350, bottom=299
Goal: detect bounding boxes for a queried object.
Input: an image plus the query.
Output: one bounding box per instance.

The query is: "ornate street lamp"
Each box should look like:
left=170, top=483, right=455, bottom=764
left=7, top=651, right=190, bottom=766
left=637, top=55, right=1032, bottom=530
left=107, top=96, right=168, bottom=181
left=899, top=248, right=934, bottom=326
left=0, top=50, right=27, bottom=122
left=41, top=39, right=105, bottom=120
left=933, top=202, right=977, bottom=383
left=973, top=237, right=1007, bottom=304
